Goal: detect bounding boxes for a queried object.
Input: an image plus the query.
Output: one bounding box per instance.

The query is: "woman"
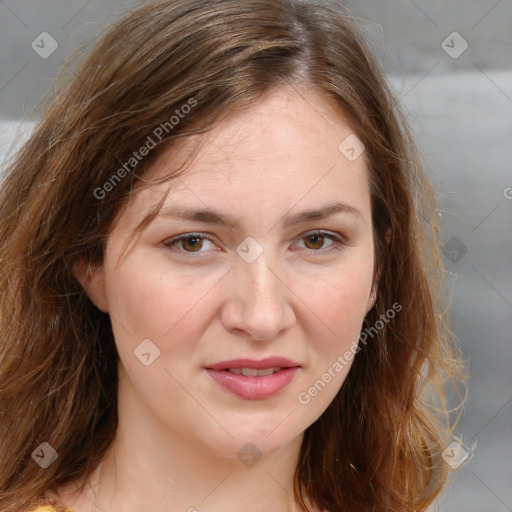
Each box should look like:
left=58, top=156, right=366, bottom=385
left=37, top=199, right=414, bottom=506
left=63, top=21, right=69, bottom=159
left=0, top=0, right=466, bottom=511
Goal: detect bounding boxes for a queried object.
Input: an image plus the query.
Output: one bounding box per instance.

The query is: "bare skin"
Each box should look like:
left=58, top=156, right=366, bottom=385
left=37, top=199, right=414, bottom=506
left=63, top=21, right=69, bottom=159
left=51, top=85, right=375, bottom=512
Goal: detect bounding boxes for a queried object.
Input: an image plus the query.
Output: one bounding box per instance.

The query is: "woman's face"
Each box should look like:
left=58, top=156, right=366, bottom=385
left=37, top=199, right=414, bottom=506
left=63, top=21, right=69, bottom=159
left=84, top=86, right=375, bottom=460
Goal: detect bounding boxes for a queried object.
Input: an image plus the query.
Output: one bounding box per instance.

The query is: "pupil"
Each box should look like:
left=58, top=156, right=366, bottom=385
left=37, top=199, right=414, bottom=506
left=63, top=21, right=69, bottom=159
left=184, top=236, right=201, bottom=251
left=307, top=235, right=323, bottom=249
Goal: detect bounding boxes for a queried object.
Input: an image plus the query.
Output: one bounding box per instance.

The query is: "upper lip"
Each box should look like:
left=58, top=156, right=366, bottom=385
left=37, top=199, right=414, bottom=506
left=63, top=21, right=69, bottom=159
left=206, top=357, right=300, bottom=371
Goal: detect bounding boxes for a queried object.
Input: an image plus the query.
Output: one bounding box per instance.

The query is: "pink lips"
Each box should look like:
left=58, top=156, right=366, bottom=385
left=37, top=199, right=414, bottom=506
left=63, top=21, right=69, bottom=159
left=205, top=357, right=300, bottom=400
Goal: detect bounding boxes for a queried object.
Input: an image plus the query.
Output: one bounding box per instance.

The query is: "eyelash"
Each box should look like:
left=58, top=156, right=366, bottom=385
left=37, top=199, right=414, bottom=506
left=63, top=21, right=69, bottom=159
left=163, top=230, right=345, bottom=256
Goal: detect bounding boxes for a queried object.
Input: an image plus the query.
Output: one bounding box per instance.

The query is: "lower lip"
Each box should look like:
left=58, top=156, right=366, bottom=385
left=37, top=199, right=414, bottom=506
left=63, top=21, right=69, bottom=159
left=205, top=367, right=300, bottom=400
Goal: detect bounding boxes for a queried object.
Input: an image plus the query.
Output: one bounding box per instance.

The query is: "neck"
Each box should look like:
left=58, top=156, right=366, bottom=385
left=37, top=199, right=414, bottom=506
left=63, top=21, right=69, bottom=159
left=56, top=372, right=310, bottom=512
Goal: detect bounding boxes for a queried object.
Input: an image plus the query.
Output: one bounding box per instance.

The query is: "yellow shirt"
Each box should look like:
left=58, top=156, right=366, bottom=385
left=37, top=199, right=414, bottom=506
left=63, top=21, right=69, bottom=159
left=29, top=506, right=74, bottom=512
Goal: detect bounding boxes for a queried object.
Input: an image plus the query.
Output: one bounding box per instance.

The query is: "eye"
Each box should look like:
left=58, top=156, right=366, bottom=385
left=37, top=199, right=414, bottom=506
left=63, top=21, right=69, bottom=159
left=163, top=233, right=216, bottom=254
left=163, top=230, right=345, bottom=256
left=295, top=231, right=345, bottom=254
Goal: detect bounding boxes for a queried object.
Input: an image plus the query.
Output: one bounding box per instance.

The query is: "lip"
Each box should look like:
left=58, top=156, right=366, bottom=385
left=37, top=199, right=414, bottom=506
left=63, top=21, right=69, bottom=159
left=205, top=357, right=301, bottom=400
left=206, top=357, right=300, bottom=371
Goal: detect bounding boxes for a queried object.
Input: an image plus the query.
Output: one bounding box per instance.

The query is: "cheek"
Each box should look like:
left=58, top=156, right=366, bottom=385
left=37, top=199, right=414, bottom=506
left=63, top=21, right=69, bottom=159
left=104, top=255, right=218, bottom=368
left=292, top=267, right=373, bottom=414
left=107, top=267, right=169, bottom=333
left=297, top=261, right=374, bottom=352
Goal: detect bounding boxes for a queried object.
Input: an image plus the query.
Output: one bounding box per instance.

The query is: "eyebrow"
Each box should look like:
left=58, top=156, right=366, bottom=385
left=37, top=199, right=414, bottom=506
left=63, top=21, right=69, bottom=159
left=157, top=201, right=363, bottom=230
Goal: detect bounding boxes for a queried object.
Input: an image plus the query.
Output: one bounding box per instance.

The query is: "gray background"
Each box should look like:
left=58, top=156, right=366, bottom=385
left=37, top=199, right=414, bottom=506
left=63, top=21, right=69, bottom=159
left=1, top=1, right=511, bottom=511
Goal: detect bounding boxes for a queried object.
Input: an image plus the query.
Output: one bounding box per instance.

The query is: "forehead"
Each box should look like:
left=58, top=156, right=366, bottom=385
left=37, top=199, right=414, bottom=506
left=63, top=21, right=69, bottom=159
left=175, top=87, right=358, bottom=166
left=117, top=86, right=371, bottom=230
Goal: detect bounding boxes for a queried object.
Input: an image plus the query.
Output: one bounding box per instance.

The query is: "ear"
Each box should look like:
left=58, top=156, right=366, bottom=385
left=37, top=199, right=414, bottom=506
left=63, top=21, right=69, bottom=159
left=365, top=286, right=377, bottom=314
left=73, top=257, right=109, bottom=313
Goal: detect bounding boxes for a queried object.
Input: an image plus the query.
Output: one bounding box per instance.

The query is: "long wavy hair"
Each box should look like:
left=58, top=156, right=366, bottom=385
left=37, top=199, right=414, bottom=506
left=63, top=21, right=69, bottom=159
left=0, top=1, right=466, bottom=511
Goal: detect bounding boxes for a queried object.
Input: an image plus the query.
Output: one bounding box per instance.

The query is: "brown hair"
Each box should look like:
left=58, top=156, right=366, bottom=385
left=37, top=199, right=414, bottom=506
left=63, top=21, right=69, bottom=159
left=0, top=1, right=466, bottom=511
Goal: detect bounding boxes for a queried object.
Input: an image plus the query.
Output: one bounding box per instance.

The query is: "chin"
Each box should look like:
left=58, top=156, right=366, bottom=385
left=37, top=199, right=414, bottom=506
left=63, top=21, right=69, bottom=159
left=191, top=416, right=305, bottom=463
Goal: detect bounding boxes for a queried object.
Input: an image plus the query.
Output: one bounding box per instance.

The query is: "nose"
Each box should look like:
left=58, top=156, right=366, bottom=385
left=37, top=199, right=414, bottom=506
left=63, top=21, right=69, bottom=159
left=220, top=252, right=295, bottom=341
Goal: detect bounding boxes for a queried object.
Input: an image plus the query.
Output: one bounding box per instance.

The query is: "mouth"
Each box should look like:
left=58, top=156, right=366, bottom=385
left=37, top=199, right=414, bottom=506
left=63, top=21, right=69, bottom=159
left=206, top=356, right=300, bottom=372
left=222, top=366, right=285, bottom=376
left=205, top=357, right=301, bottom=400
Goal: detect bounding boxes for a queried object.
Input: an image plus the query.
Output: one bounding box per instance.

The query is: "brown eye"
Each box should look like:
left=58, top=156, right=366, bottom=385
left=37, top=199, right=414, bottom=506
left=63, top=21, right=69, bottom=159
left=164, top=234, right=215, bottom=254
left=304, top=234, right=326, bottom=250
left=296, top=231, right=345, bottom=255
left=180, top=236, right=203, bottom=252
